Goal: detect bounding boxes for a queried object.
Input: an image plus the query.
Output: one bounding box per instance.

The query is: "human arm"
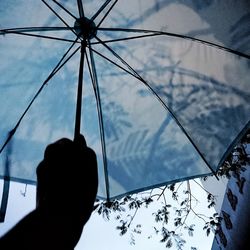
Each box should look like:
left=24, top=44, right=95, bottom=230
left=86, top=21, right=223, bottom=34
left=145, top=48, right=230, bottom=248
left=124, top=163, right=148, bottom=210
left=0, top=135, right=98, bottom=249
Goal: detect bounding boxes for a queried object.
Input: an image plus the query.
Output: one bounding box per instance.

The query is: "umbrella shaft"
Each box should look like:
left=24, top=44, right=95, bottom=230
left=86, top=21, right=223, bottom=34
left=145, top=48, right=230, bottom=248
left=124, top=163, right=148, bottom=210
left=74, top=42, right=85, bottom=141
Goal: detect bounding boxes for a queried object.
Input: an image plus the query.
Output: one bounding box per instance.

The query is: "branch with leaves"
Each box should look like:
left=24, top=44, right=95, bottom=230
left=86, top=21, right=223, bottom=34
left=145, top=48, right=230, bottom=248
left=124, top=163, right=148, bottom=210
left=94, top=130, right=249, bottom=249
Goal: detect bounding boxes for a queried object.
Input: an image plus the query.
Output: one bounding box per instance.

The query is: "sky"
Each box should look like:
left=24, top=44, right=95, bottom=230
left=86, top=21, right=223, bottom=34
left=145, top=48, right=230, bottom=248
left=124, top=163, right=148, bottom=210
left=0, top=179, right=216, bottom=250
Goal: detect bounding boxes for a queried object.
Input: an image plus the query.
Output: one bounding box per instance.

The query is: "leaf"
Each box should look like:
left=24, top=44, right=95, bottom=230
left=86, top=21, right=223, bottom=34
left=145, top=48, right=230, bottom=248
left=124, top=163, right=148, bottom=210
left=116, top=221, right=128, bottom=236
left=154, top=213, right=163, bottom=223
left=115, top=215, right=121, bottom=220
left=166, top=239, right=173, bottom=248
left=93, top=204, right=100, bottom=211
left=154, top=227, right=159, bottom=234
left=180, top=199, right=188, bottom=206
left=143, top=197, right=153, bottom=207
left=169, top=183, right=175, bottom=192
left=174, top=217, right=182, bottom=227
left=160, top=229, right=170, bottom=243
left=129, top=200, right=137, bottom=210
left=172, top=192, right=178, bottom=201
left=188, top=227, right=194, bottom=237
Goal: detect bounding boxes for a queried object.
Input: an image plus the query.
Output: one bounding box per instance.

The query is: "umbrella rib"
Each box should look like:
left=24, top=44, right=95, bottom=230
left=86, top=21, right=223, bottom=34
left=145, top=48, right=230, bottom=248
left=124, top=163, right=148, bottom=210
left=91, top=33, right=161, bottom=45
left=95, top=36, right=144, bottom=81
left=1, top=31, right=79, bottom=43
left=88, top=46, right=140, bottom=80
left=52, top=0, right=78, bottom=20
left=41, top=0, right=78, bottom=37
left=87, top=45, right=111, bottom=201
left=99, top=27, right=159, bottom=33
left=99, top=28, right=250, bottom=60
left=96, top=0, right=118, bottom=28
left=0, top=40, right=80, bottom=155
left=0, top=27, right=73, bottom=34
left=91, top=0, right=113, bottom=21
left=0, top=172, right=10, bottom=222
left=85, top=49, right=95, bottom=86
left=77, top=0, right=85, bottom=18
left=0, top=134, right=11, bottom=222
left=95, top=36, right=219, bottom=178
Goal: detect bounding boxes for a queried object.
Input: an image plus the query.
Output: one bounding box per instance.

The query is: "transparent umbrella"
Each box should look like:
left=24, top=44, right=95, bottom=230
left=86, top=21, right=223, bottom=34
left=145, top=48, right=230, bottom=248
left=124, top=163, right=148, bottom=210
left=0, top=0, right=249, bottom=210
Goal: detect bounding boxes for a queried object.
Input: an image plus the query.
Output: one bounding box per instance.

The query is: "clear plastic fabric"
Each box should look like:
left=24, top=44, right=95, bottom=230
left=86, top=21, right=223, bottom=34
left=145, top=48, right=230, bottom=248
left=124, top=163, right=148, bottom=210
left=0, top=0, right=249, bottom=199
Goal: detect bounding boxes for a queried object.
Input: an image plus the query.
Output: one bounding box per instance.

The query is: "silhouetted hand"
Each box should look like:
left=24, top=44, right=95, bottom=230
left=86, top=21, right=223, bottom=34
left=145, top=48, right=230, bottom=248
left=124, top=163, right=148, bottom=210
left=0, top=134, right=98, bottom=250
left=36, top=134, right=98, bottom=221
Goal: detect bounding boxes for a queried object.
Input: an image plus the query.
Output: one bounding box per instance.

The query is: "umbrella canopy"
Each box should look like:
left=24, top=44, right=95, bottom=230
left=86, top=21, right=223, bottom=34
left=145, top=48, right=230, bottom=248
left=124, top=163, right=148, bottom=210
left=0, top=0, right=249, bottom=201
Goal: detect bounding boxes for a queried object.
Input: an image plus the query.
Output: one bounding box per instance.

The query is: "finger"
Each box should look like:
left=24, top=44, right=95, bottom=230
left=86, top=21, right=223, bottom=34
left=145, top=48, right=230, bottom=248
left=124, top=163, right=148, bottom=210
left=74, top=134, right=87, bottom=148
